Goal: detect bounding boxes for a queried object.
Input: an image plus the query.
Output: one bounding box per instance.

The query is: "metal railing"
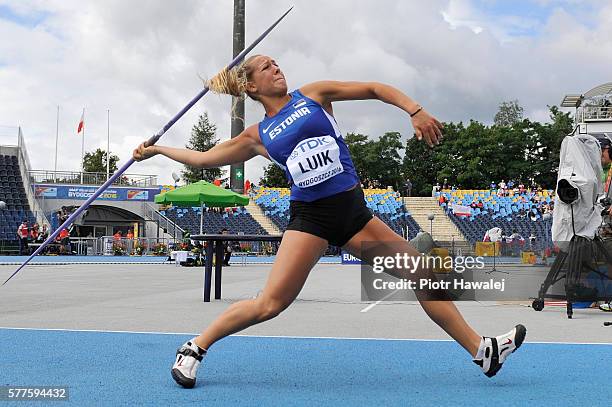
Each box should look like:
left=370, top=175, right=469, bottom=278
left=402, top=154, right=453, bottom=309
left=142, top=202, right=185, bottom=239
left=577, top=106, right=612, bottom=122
left=28, top=170, right=157, bottom=187
left=96, top=236, right=173, bottom=256
left=16, top=237, right=176, bottom=256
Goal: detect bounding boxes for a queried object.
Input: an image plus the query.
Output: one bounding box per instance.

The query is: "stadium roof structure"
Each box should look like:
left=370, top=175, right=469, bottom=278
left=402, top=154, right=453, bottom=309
left=561, top=82, right=612, bottom=108
left=584, top=82, right=612, bottom=98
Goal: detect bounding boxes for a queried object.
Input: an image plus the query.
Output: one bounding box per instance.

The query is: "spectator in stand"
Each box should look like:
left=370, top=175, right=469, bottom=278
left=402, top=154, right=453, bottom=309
left=509, top=230, right=524, bottom=256
left=490, top=181, right=497, bottom=191
left=500, top=232, right=508, bottom=256
left=57, top=228, right=71, bottom=254
left=17, top=220, right=29, bottom=255
left=30, top=223, right=39, bottom=242
left=507, top=180, right=514, bottom=190
left=499, top=180, right=507, bottom=193
left=126, top=229, right=135, bottom=254
left=39, top=224, right=49, bottom=243
left=403, top=179, right=412, bottom=197
left=113, top=230, right=123, bottom=241
left=432, top=182, right=441, bottom=197
left=518, top=182, right=526, bottom=194
left=477, top=200, right=484, bottom=209
left=442, top=178, right=449, bottom=190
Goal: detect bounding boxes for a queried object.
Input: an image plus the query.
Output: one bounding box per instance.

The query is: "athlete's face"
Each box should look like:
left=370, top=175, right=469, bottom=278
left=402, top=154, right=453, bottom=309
left=246, top=55, right=287, bottom=98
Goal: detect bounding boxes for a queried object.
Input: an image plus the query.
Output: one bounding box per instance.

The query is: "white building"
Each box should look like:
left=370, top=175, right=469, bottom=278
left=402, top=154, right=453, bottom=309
left=562, top=82, right=612, bottom=136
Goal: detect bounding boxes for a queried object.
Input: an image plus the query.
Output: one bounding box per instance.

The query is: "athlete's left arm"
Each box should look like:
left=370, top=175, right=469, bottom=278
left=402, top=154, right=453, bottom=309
left=300, top=81, right=442, bottom=147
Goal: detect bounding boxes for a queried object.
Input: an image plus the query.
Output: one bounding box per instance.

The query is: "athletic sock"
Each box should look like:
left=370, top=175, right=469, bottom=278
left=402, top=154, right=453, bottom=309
left=473, top=337, right=486, bottom=360
left=188, top=338, right=207, bottom=356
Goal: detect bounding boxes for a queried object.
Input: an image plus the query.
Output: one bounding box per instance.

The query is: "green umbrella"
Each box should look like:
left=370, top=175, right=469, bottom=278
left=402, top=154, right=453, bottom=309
left=154, top=181, right=249, bottom=234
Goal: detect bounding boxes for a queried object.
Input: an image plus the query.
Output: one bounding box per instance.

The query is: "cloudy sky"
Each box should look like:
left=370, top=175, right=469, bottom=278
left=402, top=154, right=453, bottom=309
left=1, top=0, right=611, bottom=186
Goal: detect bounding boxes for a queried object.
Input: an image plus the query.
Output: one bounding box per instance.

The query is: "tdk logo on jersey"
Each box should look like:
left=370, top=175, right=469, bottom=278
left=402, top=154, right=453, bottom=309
left=286, top=135, right=344, bottom=188
left=269, top=107, right=311, bottom=139
left=289, top=137, right=333, bottom=172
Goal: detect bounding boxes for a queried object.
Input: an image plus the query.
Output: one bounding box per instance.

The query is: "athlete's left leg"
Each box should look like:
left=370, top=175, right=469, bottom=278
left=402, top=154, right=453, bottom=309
left=343, top=216, right=480, bottom=357
left=344, top=217, right=526, bottom=377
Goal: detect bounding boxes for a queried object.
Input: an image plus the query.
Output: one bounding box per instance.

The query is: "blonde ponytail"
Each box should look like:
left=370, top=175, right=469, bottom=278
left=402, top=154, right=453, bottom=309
left=206, top=54, right=260, bottom=100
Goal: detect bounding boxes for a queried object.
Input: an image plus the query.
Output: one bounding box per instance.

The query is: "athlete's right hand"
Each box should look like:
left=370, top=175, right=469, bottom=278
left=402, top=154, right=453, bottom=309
left=411, top=109, right=443, bottom=148
left=133, top=142, right=158, bottom=162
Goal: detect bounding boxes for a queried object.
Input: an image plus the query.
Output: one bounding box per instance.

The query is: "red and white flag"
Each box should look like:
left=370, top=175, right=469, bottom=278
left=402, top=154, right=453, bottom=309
left=451, top=203, right=472, bottom=217
left=77, top=110, right=84, bottom=135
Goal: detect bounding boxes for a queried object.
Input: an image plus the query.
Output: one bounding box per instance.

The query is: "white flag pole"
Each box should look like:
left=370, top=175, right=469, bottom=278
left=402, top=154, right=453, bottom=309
left=54, top=105, right=59, bottom=182
left=80, top=108, right=85, bottom=184
left=107, top=109, right=110, bottom=181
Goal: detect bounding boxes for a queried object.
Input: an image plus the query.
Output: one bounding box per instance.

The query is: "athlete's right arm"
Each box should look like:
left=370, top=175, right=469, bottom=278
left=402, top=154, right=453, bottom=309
left=132, top=124, right=269, bottom=167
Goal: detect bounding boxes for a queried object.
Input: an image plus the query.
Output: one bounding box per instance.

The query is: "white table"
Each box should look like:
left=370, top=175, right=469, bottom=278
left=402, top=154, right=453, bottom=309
left=170, top=250, right=190, bottom=267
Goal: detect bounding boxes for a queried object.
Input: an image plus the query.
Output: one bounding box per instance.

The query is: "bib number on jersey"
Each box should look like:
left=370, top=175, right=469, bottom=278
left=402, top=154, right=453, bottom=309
left=286, top=135, right=344, bottom=188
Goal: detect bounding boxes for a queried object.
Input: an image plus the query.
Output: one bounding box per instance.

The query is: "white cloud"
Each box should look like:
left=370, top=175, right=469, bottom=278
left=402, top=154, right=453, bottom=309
left=0, top=0, right=611, bottom=186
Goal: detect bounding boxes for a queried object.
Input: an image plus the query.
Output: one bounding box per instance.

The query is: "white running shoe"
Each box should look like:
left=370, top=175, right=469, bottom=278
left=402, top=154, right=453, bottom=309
left=171, top=338, right=206, bottom=388
left=473, top=324, right=526, bottom=378
left=599, top=302, right=612, bottom=312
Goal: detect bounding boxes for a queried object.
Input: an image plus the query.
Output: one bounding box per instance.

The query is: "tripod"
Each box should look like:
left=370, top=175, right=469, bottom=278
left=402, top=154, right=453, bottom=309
left=532, top=236, right=612, bottom=318
left=486, top=240, right=509, bottom=275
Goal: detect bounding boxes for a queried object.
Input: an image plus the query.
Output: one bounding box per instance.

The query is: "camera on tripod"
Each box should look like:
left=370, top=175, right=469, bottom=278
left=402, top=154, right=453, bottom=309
left=532, top=133, right=612, bottom=318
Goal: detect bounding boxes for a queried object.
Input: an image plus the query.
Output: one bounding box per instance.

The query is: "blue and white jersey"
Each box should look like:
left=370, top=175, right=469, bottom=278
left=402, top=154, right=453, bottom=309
left=258, top=89, right=359, bottom=202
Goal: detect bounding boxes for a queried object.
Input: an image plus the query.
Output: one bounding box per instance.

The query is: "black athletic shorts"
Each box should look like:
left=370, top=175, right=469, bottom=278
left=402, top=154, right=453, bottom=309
left=286, top=185, right=374, bottom=247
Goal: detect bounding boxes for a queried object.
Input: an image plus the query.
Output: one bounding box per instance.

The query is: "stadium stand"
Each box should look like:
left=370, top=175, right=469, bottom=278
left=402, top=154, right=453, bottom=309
left=161, top=205, right=267, bottom=235
left=253, top=187, right=422, bottom=240
left=437, top=189, right=554, bottom=248
left=0, top=154, right=37, bottom=244
left=253, top=188, right=291, bottom=231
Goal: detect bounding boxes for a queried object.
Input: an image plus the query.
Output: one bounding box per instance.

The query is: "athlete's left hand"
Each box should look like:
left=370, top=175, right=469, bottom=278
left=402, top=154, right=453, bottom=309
left=411, top=109, right=443, bottom=147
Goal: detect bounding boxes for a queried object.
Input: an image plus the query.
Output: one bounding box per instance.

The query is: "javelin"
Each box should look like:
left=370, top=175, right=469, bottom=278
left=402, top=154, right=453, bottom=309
left=3, top=6, right=293, bottom=286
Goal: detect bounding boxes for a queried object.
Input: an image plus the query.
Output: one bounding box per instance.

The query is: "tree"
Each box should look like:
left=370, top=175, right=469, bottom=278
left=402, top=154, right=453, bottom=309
left=344, top=133, right=373, bottom=182
left=181, top=113, right=224, bottom=184
left=527, top=106, right=573, bottom=187
left=401, top=105, right=571, bottom=193
left=345, top=132, right=404, bottom=189
left=403, top=132, right=438, bottom=196
left=366, top=132, right=403, bottom=189
left=83, top=148, right=119, bottom=173
left=260, top=163, right=288, bottom=187
left=494, top=100, right=524, bottom=127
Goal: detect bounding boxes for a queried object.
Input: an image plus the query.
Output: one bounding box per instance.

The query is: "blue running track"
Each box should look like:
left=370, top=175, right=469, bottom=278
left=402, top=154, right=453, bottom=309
left=0, top=328, right=610, bottom=406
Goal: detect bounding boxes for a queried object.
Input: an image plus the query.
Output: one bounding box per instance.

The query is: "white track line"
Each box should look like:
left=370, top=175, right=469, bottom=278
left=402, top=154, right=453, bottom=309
left=360, top=289, right=401, bottom=312
left=0, top=326, right=610, bottom=346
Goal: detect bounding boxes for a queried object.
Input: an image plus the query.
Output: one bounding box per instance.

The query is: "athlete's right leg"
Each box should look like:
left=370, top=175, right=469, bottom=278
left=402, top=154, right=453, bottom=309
left=193, top=231, right=328, bottom=350
left=172, top=231, right=329, bottom=387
